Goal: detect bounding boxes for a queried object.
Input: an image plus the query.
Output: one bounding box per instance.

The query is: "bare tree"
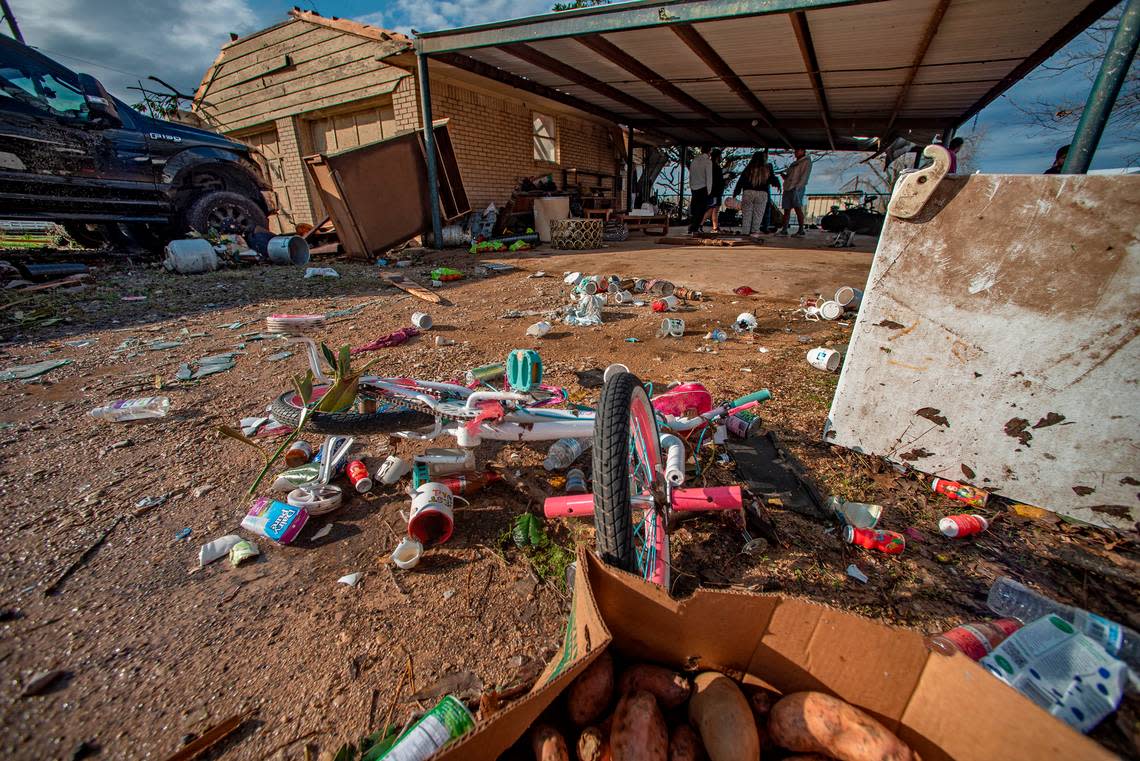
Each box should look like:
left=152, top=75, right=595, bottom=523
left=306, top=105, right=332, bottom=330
left=1010, top=8, right=1138, bottom=160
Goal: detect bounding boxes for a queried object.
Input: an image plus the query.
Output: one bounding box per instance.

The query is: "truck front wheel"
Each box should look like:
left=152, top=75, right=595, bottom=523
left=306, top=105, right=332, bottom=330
left=183, top=190, right=267, bottom=237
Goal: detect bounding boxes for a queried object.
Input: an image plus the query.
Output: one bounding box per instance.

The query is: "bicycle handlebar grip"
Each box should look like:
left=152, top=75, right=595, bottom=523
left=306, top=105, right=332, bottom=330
left=731, top=389, right=771, bottom=407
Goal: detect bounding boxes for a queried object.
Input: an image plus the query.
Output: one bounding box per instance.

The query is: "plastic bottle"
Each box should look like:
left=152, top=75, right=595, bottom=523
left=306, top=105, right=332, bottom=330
left=544, top=438, right=591, bottom=471
left=939, top=514, right=989, bottom=538
left=987, top=576, right=1140, bottom=668
left=437, top=471, right=502, bottom=496
left=843, top=525, right=906, bottom=555
left=89, top=396, right=170, bottom=421
left=931, top=478, right=988, bottom=508
left=927, top=619, right=1022, bottom=660
left=565, top=468, right=587, bottom=494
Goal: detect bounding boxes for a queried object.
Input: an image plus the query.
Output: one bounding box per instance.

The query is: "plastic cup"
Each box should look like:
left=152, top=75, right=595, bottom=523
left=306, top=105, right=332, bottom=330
left=411, top=312, right=433, bottom=329
left=807, top=347, right=841, bottom=372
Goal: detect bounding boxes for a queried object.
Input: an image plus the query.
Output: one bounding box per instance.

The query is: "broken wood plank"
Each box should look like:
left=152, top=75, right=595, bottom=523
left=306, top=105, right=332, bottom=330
left=382, top=274, right=443, bottom=304
left=162, top=710, right=255, bottom=761
left=656, top=236, right=760, bottom=247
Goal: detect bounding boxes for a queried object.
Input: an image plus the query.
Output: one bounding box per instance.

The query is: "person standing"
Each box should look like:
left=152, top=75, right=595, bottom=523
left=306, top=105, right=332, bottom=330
left=734, top=151, right=771, bottom=239
left=698, top=148, right=726, bottom=233
left=947, top=136, right=964, bottom=173
left=779, top=149, right=812, bottom=236
left=687, top=147, right=713, bottom=234
left=1044, top=144, right=1069, bottom=174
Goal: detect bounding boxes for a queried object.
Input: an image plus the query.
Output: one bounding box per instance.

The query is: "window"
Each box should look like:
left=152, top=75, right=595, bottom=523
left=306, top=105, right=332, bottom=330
left=0, top=51, right=88, bottom=120
left=533, top=113, right=557, bottom=163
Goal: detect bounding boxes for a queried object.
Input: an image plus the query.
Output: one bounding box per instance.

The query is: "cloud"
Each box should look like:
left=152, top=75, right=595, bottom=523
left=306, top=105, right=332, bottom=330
left=10, top=0, right=265, bottom=103
left=381, top=0, right=555, bottom=33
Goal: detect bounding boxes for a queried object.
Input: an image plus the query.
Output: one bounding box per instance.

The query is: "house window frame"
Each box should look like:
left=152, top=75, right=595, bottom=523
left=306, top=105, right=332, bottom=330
left=532, top=112, right=558, bottom=164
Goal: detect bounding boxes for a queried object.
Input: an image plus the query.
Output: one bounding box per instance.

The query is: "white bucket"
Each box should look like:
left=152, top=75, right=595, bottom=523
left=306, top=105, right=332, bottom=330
left=660, top=318, right=685, bottom=337
left=408, top=482, right=455, bottom=545
left=164, top=239, right=218, bottom=274
left=267, top=235, right=311, bottom=266
left=411, top=312, right=433, bottom=330
left=526, top=321, right=552, bottom=338
left=819, top=300, right=844, bottom=320
left=807, top=347, right=841, bottom=372
left=834, top=286, right=863, bottom=308
left=614, top=290, right=635, bottom=304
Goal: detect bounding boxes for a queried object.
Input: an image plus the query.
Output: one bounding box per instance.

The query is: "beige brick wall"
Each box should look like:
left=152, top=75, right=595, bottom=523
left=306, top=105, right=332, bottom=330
left=394, top=76, right=619, bottom=210
left=274, top=116, right=318, bottom=226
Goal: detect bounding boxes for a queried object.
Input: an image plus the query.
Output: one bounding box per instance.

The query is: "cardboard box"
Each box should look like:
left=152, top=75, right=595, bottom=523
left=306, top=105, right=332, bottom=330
left=438, top=548, right=1111, bottom=761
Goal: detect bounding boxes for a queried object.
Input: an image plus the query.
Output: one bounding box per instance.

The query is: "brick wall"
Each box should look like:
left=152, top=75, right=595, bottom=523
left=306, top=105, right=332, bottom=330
left=392, top=76, right=420, bottom=133
left=394, top=77, right=619, bottom=210
left=274, top=116, right=317, bottom=225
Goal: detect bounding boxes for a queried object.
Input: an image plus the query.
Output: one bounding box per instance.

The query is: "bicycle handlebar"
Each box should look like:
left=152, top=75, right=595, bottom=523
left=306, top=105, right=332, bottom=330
left=731, top=389, right=772, bottom=407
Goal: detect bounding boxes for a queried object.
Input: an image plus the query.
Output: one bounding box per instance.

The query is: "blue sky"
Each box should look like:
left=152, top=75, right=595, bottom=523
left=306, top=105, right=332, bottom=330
left=11, top=0, right=1136, bottom=191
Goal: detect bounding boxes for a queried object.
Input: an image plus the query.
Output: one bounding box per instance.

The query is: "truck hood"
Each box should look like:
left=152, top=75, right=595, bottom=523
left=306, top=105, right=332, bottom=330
left=133, top=111, right=250, bottom=154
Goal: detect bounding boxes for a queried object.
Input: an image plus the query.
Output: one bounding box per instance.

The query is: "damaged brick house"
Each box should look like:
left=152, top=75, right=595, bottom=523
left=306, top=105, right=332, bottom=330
left=192, top=10, right=624, bottom=232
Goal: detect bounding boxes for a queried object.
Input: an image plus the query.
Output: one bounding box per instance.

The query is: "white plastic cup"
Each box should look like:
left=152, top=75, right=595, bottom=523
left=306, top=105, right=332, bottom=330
left=735, top=312, right=758, bottom=331
left=376, top=455, right=412, bottom=485
left=526, top=321, right=552, bottom=338
left=660, top=318, right=685, bottom=337
left=614, top=290, right=635, bottom=304
left=408, top=482, right=455, bottom=545
left=819, top=300, right=844, bottom=320
left=391, top=537, right=423, bottom=569
left=603, top=363, right=629, bottom=383
left=411, top=312, right=433, bottom=330
left=807, top=347, right=841, bottom=372
left=834, top=286, right=863, bottom=308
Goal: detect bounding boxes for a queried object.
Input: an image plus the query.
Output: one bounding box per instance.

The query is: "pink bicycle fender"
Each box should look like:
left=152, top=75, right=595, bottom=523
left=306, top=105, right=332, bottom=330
left=671, top=485, right=743, bottom=511
left=544, top=494, right=595, bottom=518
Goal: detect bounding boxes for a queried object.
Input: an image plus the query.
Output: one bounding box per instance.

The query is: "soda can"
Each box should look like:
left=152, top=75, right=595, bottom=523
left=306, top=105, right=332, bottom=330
left=727, top=411, right=760, bottom=439
left=378, top=695, right=474, bottom=761
left=284, top=440, right=312, bottom=468
left=939, top=514, right=989, bottom=538
left=645, top=278, right=675, bottom=296
left=346, top=460, right=372, bottom=493
left=674, top=286, right=702, bottom=301
left=466, top=363, right=505, bottom=385
left=931, top=478, right=988, bottom=508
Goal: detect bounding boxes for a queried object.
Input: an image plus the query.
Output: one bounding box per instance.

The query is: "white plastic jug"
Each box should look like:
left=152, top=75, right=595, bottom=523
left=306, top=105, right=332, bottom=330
left=164, top=239, right=218, bottom=274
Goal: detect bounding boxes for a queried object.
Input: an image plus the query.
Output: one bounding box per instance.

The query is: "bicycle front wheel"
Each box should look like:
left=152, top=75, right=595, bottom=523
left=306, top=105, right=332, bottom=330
left=592, top=372, right=669, bottom=587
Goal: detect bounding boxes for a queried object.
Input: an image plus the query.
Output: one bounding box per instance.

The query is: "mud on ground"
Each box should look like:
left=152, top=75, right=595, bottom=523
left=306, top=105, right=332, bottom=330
left=0, top=243, right=1137, bottom=759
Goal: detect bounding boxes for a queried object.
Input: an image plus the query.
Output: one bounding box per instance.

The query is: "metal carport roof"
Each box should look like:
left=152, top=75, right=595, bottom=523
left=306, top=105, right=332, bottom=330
left=413, top=0, right=1117, bottom=150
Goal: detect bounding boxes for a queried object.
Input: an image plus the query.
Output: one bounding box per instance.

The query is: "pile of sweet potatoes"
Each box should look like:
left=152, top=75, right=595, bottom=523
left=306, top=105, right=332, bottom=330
left=528, top=650, right=917, bottom=761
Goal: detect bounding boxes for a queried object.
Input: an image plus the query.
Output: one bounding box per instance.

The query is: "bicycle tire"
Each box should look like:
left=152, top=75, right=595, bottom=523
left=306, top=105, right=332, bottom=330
left=270, top=389, right=434, bottom=435
left=592, top=372, right=665, bottom=581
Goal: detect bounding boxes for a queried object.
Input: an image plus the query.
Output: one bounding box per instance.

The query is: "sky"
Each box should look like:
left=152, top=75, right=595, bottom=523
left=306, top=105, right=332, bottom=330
left=8, top=0, right=1136, bottom=193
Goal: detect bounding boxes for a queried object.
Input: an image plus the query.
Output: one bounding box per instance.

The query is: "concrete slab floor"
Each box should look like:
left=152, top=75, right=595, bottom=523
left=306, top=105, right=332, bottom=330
left=487, top=227, right=876, bottom=300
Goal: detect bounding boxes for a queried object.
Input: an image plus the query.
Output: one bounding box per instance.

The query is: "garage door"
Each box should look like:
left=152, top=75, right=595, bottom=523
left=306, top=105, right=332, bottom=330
left=308, top=100, right=396, bottom=155
left=241, top=128, right=292, bottom=234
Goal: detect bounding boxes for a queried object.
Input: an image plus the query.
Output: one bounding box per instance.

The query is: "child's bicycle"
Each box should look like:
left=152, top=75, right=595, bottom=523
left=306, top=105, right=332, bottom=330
left=267, top=316, right=769, bottom=588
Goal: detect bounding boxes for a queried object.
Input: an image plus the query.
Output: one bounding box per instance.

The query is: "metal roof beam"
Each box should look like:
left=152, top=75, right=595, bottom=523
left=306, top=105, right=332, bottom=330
left=670, top=24, right=794, bottom=148
left=790, top=11, right=836, bottom=150
left=499, top=43, right=722, bottom=141
left=431, top=52, right=671, bottom=140
left=880, top=0, right=951, bottom=143
left=955, top=0, right=1121, bottom=126
left=415, top=0, right=881, bottom=54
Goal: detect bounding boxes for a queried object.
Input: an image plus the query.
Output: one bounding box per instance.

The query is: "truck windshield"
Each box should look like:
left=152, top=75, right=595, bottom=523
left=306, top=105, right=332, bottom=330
left=0, top=56, right=89, bottom=120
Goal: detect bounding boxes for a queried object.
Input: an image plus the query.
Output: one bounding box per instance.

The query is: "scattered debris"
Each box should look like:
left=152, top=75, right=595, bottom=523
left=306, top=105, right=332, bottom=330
left=265, top=351, right=293, bottom=362
left=0, top=359, right=71, bottom=381
left=304, top=267, right=339, bottom=278
left=846, top=564, right=869, bottom=584
left=338, top=572, right=363, bottom=587
left=311, top=524, right=333, bottom=540
left=229, top=540, right=259, bottom=567
left=199, top=535, right=242, bottom=567
left=20, top=668, right=66, bottom=698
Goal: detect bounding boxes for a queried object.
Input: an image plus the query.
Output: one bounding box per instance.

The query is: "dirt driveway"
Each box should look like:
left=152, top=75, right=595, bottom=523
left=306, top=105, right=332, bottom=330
left=0, top=233, right=1135, bottom=759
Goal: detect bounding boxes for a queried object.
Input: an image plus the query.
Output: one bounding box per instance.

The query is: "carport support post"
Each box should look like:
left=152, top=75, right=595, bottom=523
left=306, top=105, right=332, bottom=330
left=626, top=124, right=635, bottom=211
left=417, top=51, right=444, bottom=249
left=678, top=144, right=686, bottom=224
left=1062, top=0, right=1140, bottom=174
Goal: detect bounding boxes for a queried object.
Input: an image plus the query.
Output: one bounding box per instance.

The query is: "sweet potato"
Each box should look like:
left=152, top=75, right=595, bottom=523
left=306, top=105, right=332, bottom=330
left=687, top=672, right=760, bottom=761
left=618, top=664, right=692, bottom=710
left=578, top=726, right=612, bottom=761
left=768, top=691, right=915, bottom=761
left=668, top=723, right=705, bottom=761
left=611, top=690, right=668, bottom=761
left=532, top=723, right=570, bottom=761
left=748, top=688, right=777, bottom=719
left=567, top=651, right=614, bottom=726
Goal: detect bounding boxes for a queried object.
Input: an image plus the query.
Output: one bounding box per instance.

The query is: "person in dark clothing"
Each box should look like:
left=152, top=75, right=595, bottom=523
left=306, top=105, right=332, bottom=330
left=698, top=148, right=726, bottom=233
left=734, top=151, right=771, bottom=238
left=687, top=147, right=713, bottom=234
left=947, top=136, right=964, bottom=174
left=1044, top=144, right=1069, bottom=174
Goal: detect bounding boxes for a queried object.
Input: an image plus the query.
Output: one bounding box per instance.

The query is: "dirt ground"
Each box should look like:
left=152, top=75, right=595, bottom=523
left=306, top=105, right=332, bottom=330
left=0, top=231, right=1137, bottom=760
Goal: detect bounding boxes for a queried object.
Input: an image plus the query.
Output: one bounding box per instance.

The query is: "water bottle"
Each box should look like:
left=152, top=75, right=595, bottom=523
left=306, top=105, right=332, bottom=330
left=88, top=396, right=170, bottom=422
left=987, top=576, right=1140, bottom=669
left=544, top=438, right=591, bottom=471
